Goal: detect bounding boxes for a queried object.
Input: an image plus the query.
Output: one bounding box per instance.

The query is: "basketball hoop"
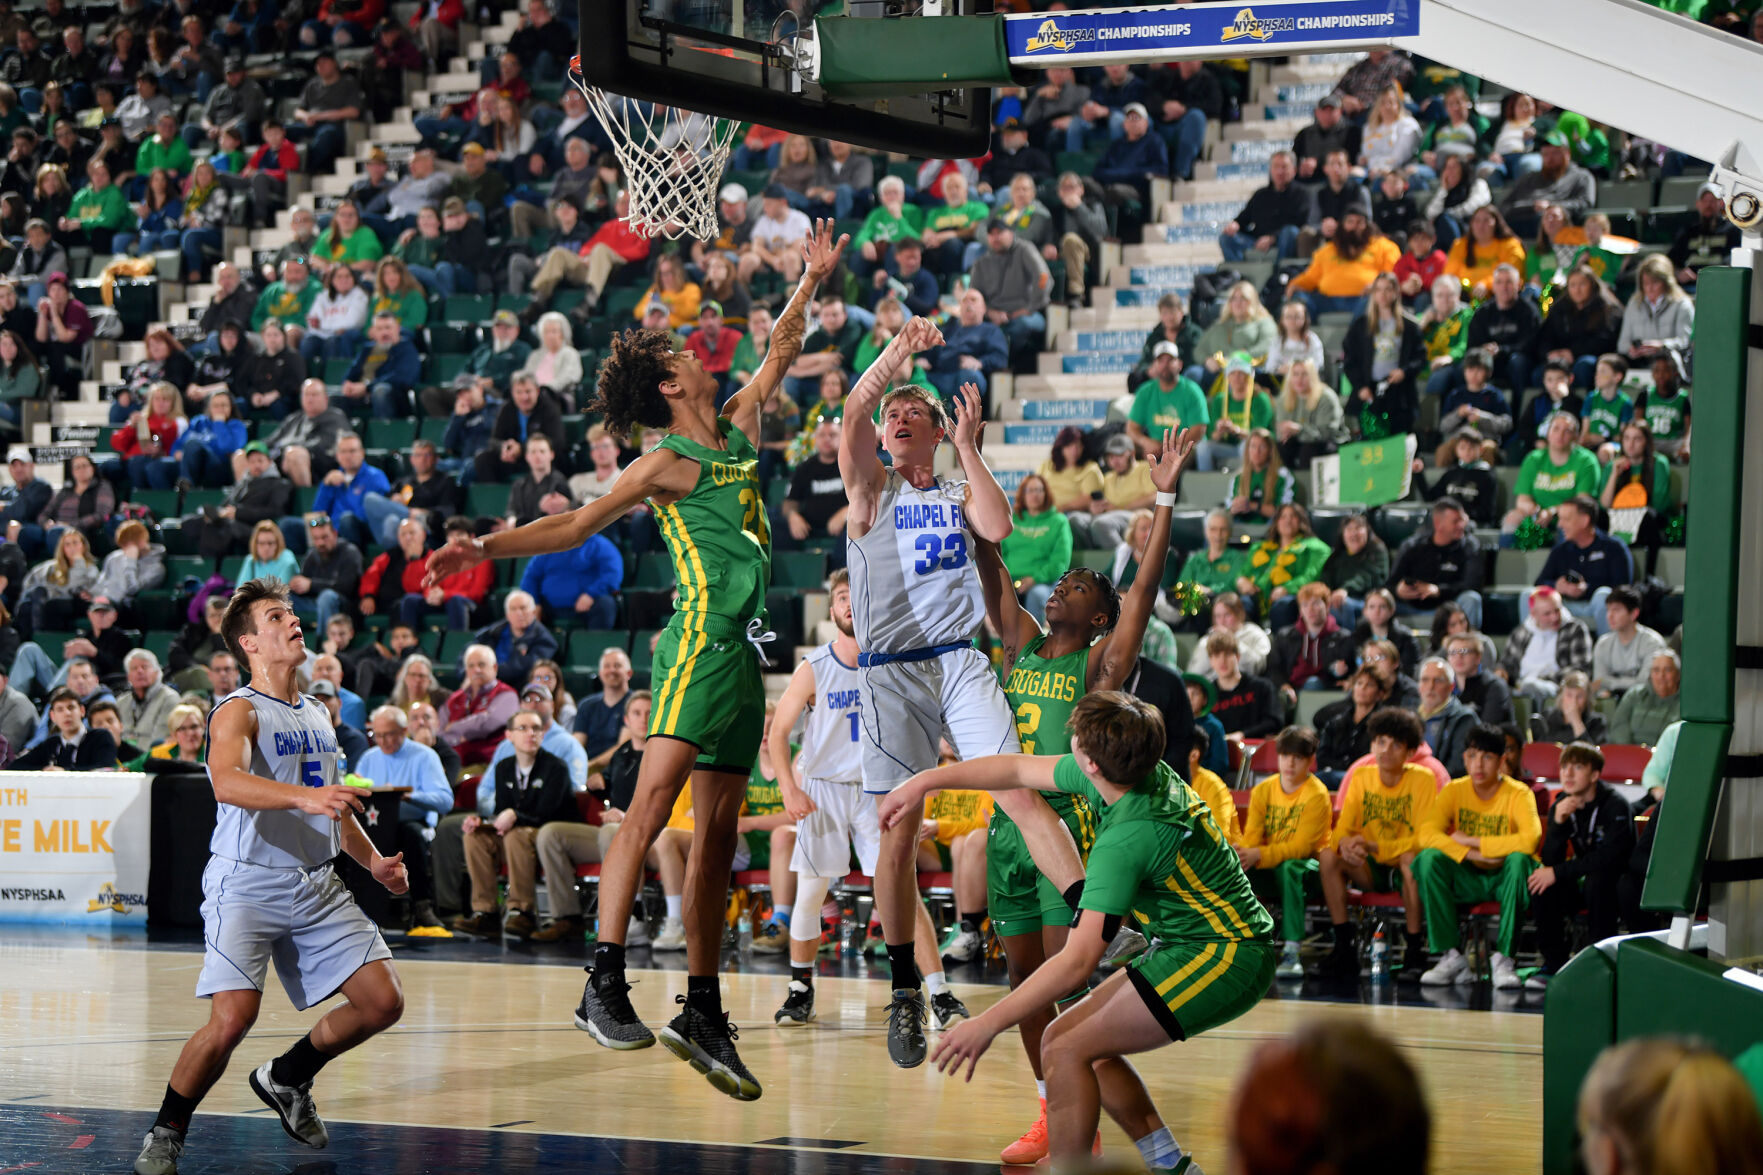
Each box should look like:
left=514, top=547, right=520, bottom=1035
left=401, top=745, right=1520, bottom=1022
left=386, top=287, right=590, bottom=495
left=570, top=55, right=740, bottom=241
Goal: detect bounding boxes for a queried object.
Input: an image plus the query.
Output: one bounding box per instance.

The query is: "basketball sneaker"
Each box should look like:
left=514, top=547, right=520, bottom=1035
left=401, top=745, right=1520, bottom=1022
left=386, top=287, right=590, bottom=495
left=1490, top=952, right=1522, bottom=990
left=928, top=990, right=969, bottom=1029
left=752, top=920, right=789, bottom=953
left=1275, top=941, right=1304, bottom=980
left=248, top=1061, right=329, bottom=1148
left=134, top=1127, right=184, bottom=1175
left=573, top=970, right=656, bottom=1050
left=775, top=980, right=816, bottom=1025
left=886, top=990, right=928, bottom=1068
left=940, top=924, right=984, bottom=964
left=999, top=1106, right=1049, bottom=1165
left=1420, top=948, right=1472, bottom=986
left=659, top=995, right=763, bottom=1101
left=625, top=914, right=651, bottom=947
left=1100, top=926, right=1148, bottom=969
left=652, top=916, right=687, bottom=951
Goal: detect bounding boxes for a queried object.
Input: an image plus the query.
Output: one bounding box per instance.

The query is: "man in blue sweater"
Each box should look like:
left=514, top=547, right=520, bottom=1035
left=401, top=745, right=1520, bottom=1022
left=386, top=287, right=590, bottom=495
left=1533, top=494, right=1633, bottom=636
left=312, top=431, right=392, bottom=550
left=924, top=288, right=1008, bottom=404
left=340, top=313, right=422, bottom=417
left=519, top=532, right=623, bottom=630
left=358, top=704, right=457, bottom=931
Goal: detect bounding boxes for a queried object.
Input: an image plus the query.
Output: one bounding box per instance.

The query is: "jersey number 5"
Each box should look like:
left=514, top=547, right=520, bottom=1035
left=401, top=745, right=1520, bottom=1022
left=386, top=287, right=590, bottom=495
left=299, top=759, right=324, bottom=789
left=913, top=532, right=968, bottom=575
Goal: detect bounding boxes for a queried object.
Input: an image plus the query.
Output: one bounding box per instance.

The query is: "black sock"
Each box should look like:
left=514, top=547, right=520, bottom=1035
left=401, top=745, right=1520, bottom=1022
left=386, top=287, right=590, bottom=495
left=1062, top=880, right=1085, bottom=912
left=790, top=964, right=813, bottom=986
left=593, top=941, right=626, bottom=984
left=960, top=910, right=986, bottom=932
left=269, top=1033, right=331, bottom=1089
left=887, top=943, right=920, bottom=993
left=1332, top=921, right=1356, bottom=950
left=154, top=1084, right=199, bottom=1135
left=1405, top=931, right=1427, bottom=952
left=686, top=974, right=722, bottom=1015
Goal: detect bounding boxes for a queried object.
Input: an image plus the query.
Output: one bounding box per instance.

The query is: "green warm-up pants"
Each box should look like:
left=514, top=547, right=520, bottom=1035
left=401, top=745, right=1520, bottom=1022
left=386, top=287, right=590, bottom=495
left=1248, top=857, right=1321, bottom=943
left=1412, top=848, right=1536, bottom=956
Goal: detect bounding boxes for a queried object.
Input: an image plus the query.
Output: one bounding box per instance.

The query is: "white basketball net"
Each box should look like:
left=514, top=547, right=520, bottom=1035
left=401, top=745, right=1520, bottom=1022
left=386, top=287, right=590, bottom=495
left=573, top=77, right=739, bottom=241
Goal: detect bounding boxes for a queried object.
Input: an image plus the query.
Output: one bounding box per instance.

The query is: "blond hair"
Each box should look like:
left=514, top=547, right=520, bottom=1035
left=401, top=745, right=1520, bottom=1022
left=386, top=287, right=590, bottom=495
left=1279, top=358, right=1324, bottom=414
left=878, top=384, right=947, bottom=433
left=1578, top=1038, right=1763, bottom=1175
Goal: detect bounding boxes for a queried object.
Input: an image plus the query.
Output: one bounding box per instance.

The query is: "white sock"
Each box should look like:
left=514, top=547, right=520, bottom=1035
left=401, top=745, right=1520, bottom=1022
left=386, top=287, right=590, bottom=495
left=1135, top=1126, right=1182, bottom=1168
left=665, top=895, right=682, bottom=920
left=924, top=970, right=948, bottom=997
left=1035, top=1079, right=1048, bottom=1102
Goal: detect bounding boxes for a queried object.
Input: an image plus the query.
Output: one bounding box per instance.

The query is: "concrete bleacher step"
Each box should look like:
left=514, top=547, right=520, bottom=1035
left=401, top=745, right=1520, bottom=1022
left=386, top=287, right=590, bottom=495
left=1222, top=119, right=1308, bottom=143
left=1121, top=243, right=1225, bottom=267
left=1067, top=307, right=1161, bottom=332
left=1013, top=374, right=1131, bottom=397
left=1037, top=350, right=1138, bottom=376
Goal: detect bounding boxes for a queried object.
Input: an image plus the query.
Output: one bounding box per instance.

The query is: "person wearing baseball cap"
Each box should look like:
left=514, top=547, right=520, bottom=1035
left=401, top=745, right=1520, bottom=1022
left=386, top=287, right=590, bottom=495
left=1196, top=352, right=1273, bottom=472
left=435, top=192, right=492, bottom=294
left=1090, top=85, right=1168, bottom=221
left=291, top=49, right=357, bottom=174
left=203, top=53, right=268, bottom=143
left=1669, top=181, right=1741, bottom=288
left=979, top=116, right=1052, bottom=196
left=681, top=298, right=742, bottom=395
left=1, top=444, right=51, bottom=557
left=1068, top=429, right=1158, bottom=548
left=1127, top=340, right=1207, bottom=457
left=1499, top=119, right=1595, bottom=237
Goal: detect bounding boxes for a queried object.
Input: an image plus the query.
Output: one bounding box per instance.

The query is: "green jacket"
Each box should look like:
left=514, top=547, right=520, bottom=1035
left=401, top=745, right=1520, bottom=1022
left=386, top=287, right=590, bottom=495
left=372, top=286, right=428, bottom=331
left=851, top=203, right=924, bottom=249
left=1000, top=508, right=1073, bottom=587
left=1423, top=306, right=1473, bottom=363
left=250, top=277, right=321, bottom=331
left=1177, top=547, right=1246, bottom=594
left=921, top=199, right=989, bottom=236
left=70, top=184, right=136, bottom=230
left=135, top=134, right=194, bottom=177
left=1244, top=535, right=1331, bottom=599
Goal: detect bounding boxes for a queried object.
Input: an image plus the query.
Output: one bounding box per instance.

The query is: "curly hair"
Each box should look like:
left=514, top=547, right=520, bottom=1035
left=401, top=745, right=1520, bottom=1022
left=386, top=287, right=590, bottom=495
left=590, top=328, right=677, bottom=441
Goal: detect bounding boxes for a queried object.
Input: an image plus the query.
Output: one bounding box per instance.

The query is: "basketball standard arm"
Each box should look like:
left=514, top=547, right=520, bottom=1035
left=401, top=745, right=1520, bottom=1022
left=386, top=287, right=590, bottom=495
left=724, top=221, right=848, bottom=445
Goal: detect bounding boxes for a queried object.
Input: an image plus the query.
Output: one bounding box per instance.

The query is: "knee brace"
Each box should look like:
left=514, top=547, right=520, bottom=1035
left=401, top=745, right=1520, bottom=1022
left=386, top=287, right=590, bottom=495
left=791, top=875, right=835, bottom=942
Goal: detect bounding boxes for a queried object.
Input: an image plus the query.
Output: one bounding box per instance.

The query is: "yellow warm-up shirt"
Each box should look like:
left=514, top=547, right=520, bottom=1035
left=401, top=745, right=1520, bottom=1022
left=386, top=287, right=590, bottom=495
left=667, top=780, right=753, bottom=833
left=1190, top=766, right=1240, bottom=843
left=1331, top=763, right=1438, bottom=865
left=1243, top=774, right=1333, bottom=865
left=925, top=789, right=995, bottom=845
left=1420, top=776, right=1542, bottom=864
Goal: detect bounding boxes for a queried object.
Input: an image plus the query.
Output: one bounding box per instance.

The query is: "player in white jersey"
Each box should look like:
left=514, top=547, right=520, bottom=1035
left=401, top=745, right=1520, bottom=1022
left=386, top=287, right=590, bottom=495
left=136, top=580, right=409, bottom=1175
left=840, top=318, right=1085, bottom=1068
left=768, top=570, right=970, bottom=1030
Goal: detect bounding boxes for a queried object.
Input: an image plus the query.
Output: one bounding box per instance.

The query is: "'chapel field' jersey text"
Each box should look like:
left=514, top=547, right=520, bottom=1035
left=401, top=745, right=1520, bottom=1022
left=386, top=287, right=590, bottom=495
left=848, top=470, right=985, bottom=654
left=795, top=642, right=864, bottom=783
left=649, top=420, right=771, bottom=627
left=208, top=687, right=344, bottom=869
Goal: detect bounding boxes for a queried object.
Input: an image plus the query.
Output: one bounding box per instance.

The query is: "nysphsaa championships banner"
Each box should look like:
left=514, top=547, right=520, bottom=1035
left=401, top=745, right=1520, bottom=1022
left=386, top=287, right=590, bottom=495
left=0, top=773, right=151, bottom=923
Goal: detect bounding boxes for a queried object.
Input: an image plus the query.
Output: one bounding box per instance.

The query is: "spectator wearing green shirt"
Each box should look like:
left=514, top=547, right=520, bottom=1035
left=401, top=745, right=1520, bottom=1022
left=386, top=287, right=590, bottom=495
left=59, top=157, right=135, bottom=251
left=1225, top=430, right=1296, bottom=523
left=249, top=256, right=322, bottom=345
left=1634, top=354, right=1691, bottom=459
left=1240, top=503, right=1333, bottom=619
left=134, top=113, right=193, bottom=180
left=1599, top=420, right=1674, bottom=524
left=310, top=199, right=383, bottom=281
left=1421, top=273, right=1474, bottom=397
left=1126, top=342, right=1208, bottom=457
left=849, top=175, right=923, bottom=279
left=1503, top=409, right=1603, bottom=534
left=371, top=257, right=429, bottom=336
left=1198, top=353, right=1274, bottom=471
left=1000, top=474, right=1074, bottom=621
left=1579, top=355, right=1633, bottom=448
left=1177, top=509, right=1247, bottom=601
left=917, top=172, right=988, bottom=277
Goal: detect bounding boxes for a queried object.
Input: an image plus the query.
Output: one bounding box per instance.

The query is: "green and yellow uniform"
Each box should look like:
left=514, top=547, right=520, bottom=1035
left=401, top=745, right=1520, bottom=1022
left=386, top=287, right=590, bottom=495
left=924, top=788, right=995, bottom=868
left=1240, top=773, right=1332, bottom=941
left=992, top=633, right=1098, bottom=936
left=648, top=419, right=771, bottom=769
left=1054, top=755, right=1274, bottom=1040
left=1413, top=775, right=1540, bottom=957
left=1330, top=762, right=1437, bottom=892
left=743, top=751, right=790, bottom=867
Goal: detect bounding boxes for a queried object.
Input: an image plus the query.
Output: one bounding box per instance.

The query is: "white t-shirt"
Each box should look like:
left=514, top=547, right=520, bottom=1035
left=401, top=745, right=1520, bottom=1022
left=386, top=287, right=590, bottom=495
left=751, top=208, right=812, bottom=253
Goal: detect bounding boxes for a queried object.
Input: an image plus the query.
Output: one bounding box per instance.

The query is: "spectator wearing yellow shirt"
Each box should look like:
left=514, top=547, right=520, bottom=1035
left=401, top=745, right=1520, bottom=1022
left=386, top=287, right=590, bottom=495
left=1236, top=726, right=1334, bottom=979
left=1185, top=729, right=1239, bottom=843
left=1286, top=208, right=1401, bottom=316
left=919, top=786, right=994, bottom=964
left=1315, top=708, right=1436, bottom=980
left=631, top=253, right=702, bottom=330
left=1038, top=426, right=1104, bottom=514
left=1444, top=206, right=1527, bottom=302
left=1068, top=433, right=1156, bottom=549
left=1413, top=724, right=1541, bottom=990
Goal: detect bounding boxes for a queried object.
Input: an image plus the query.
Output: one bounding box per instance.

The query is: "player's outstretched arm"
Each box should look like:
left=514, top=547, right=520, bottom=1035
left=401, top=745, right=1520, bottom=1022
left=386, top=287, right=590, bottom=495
left=972, top=535, right=1037, bottom=676
left=1093, top=423, right=1202, bottom=691
left=841, top=314, right=943, bottom=529
left=930, top=908, right=1112, bottom=1082
left=207, top=697, right=365, bottom=819
left=951, top=383, right=1012, bottom=543
left=423, top=451, right=679, bottom=588
left=877, top=754, right=1057, bottom=832
left=769, top=656, right=819, bottom=820
left=724, top=220, right=847, bottom=444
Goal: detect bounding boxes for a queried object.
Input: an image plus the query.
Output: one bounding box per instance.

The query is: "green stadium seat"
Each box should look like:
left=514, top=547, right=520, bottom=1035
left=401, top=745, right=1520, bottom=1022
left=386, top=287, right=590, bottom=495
left=467, top=483, right=510, bottom=518
left=133, top=590, right=186, bottom=629
left=368, top=419, right=418, bottom=451
left=444, top=294, right=494, bottom=323
left=1641, top=206, right=1694, bottom=245
left=420, top=417, right=451, bottom=445
left=496, top=293, right=534, bottom=314
left=631, top=629, right=662, bottom=672
left=141, top=629, right=177, bottom=663
left=605, top=286, right=645, bottom=320
left=322, top=357, right=353, bottom=384
left=132, top=488, right=181, bottom=519
left=436, top=629, right=475, bottom=666
left=184, top=489, right=226, bottom=513
left=1055, top=150, right=1099, bottom=176
left=427, top=353, right=470, bottom=384
left=633, top=552, right=675, bottom=589
left=158, top=521, right=199, bottom=556
left=567, top=629, right=629, bottom=665
left=292, top=487, right=320, bottom=516
left=165, top=555, right=211, bottom=583
left=426, top=322, right=478, bottom=353
left=772, top=550, right=827, bottom=589
left=219, top=556, right=245, bottom=582
left=1072, top=548, right=1112, bottom=572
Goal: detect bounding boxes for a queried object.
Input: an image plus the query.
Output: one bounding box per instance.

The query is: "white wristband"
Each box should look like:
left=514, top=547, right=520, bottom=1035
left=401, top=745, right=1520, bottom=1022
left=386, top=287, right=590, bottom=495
left=1155, top=491, right=1179, bottom=508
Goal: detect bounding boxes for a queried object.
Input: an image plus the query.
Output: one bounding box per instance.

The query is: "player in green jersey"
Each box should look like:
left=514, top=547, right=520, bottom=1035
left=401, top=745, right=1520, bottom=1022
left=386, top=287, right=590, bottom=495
left=970, top=423, right=1201, bottom=1166
left=425, top=221, right=848, bottom=1101
left=879, top=692, right=1274, bottom=1175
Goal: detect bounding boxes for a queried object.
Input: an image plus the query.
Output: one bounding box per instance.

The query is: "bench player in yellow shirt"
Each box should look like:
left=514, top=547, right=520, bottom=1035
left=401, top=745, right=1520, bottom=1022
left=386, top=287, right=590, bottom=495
left=1236, top=726, right=1333, bottom=980
left=1414, top=724, right=1542, bottom=989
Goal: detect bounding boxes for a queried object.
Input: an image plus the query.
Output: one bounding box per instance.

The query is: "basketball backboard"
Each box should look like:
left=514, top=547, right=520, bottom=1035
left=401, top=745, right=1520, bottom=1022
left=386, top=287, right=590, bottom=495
left=577, top=0, right=994, bottom=159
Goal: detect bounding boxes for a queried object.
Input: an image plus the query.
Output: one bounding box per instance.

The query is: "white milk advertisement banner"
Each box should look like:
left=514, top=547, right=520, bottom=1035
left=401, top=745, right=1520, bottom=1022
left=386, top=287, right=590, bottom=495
left=0, top=772, right=151, bottom=923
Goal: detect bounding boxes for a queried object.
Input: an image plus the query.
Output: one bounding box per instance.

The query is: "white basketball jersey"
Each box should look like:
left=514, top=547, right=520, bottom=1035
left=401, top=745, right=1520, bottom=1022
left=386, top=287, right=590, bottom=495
left=208, top=687, right=344, bottom=869
left=848, top=471, right=985, bottom=654
left=794, top=643, right=863, bottom=783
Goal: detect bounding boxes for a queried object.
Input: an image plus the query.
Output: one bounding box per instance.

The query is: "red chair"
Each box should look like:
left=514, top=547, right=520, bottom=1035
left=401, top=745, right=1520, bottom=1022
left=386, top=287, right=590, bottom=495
left=1522, top=741, right=1562, bottom=783
left=1247, top=739, right=1280, bottom=777
left=1231, top=789, right=1251, bottom=829
left=1600, top=744, right=1653, bottom=784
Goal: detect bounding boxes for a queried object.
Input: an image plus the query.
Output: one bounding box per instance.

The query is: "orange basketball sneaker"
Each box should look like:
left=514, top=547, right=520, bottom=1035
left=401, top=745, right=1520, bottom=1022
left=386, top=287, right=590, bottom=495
left=999, top=1103, right=1049, bottom=1165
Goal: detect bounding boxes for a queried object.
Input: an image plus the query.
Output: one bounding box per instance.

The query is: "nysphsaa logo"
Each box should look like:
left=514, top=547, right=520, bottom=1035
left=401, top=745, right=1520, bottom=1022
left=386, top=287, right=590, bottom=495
left=1023, top=19, right=1095, bottom=52
left=89, top=883, right=147, bottom=914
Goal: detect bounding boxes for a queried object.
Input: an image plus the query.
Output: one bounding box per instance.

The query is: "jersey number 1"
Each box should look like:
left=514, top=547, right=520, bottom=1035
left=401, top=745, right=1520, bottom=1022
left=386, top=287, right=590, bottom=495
left=913, top=532, right=968, bottom=575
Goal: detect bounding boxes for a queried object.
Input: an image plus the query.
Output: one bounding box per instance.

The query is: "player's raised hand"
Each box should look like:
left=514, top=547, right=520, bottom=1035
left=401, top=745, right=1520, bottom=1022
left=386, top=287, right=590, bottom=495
left=951, top=384, right=986, bottom=450
left=930, top=1015, right=998, bottom=1081
left=900, top=314, right=944, bottom=354
left=299, top=784, right=366, bottom=822
left=424, top=534, right=485, bottom=589
left=373, top=851, right=410, bottom=894
left=803, top=219, right=850, bottom=283
left=1147, top=422, right=1204, bottom=494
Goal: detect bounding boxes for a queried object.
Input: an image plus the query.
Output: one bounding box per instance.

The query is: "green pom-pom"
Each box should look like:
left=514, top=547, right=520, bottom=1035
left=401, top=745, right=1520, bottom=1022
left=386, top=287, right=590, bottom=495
left=1662, top=512, right=1686, bottom=546
left=1359, top=407, right=1392, bottom=441
left=1166, top=581, right=1208, bottom=618
left=1514, top=516, right=1556, bottom=551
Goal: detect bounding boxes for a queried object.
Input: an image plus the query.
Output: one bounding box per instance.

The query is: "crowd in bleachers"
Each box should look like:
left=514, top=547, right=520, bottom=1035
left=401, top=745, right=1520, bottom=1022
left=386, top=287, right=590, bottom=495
left=0, top=1, right=1726, bottom=980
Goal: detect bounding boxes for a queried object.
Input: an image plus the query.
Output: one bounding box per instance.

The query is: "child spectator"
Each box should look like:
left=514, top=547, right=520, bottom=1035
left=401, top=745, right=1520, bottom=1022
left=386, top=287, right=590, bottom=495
left=1236, top=725, right=1333, bottom=979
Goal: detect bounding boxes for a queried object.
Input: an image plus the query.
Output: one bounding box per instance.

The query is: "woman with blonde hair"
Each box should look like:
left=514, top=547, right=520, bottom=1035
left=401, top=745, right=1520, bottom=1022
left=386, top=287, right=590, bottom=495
left=519, top=311, right=585, bottom=403
left=108, top=380, right=187, bottom=490
left=1274, top=357, right=1346, bottom=467
left=16, top=527, right=101, bottom=635
left=1577, top=1037, right=1763, bottom=1175
left=150, top=704, right=209, bottom=766
left=1618, top=253, right=1695, bottom=363
left=391, top=654, right=447, bottom=712
left=1359, top=83, right=1422, bottom=180
left=769, top=133, right=818, bottom=196
left=238, top=519, right=299, bottom=584
left=177, top=157, right=228, bottom=282
left=1196, top=280, right=1276, bottom=378
left=372, top=256, right=429, bottom=334
left=31, top=164, right=72, bottom=243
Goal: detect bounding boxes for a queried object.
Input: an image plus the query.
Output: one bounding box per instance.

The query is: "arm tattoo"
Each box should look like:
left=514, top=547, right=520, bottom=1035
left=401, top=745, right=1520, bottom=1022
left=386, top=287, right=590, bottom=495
left=756, top=278, right=815, bottom=386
